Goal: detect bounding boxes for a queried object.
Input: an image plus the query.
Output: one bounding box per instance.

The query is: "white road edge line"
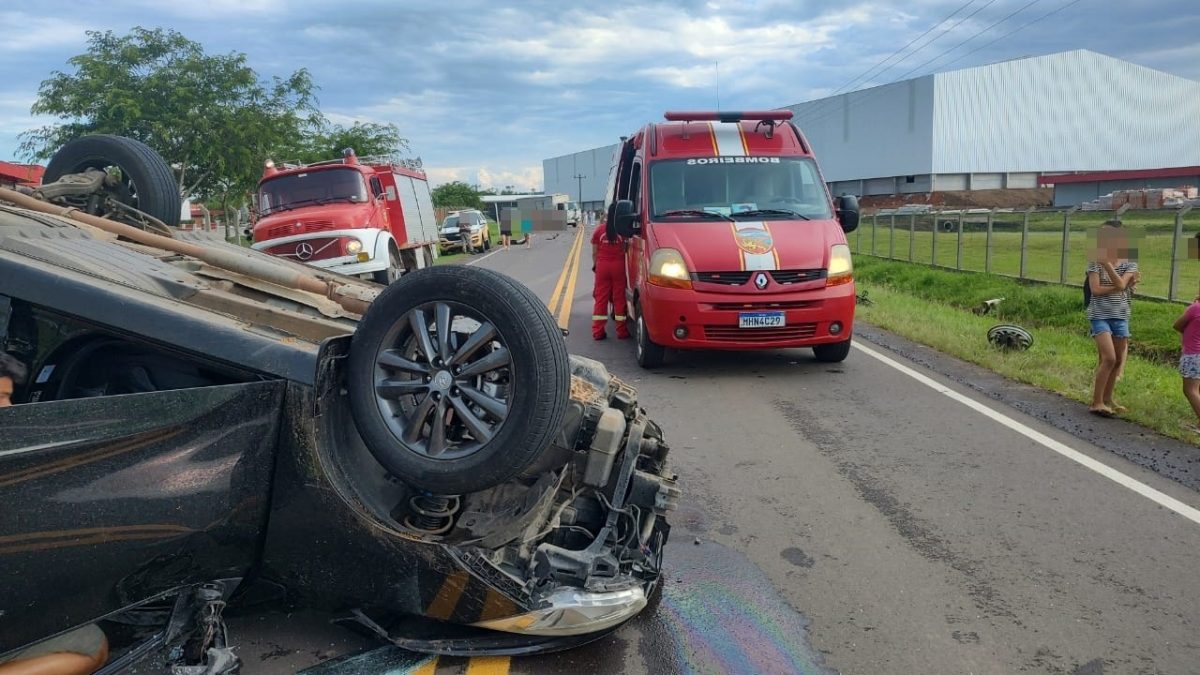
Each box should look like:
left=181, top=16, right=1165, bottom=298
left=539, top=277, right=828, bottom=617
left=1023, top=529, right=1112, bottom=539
left=465, top=248, right=502, bottom=266
left=852, top=341, right=1200, bottom=526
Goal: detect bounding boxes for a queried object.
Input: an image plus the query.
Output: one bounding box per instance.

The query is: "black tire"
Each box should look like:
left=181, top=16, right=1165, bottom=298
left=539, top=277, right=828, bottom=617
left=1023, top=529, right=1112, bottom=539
left=635, top=311, right=666, bottom=369
left=44, top=134, right=182, bottom=227
left=347, top=266, right=570, bottom=494
left=373, top=247, right=402, bottom=285
left=483, top=234, right=491, bottom=251
left=813, top=339, right=852, bottom=363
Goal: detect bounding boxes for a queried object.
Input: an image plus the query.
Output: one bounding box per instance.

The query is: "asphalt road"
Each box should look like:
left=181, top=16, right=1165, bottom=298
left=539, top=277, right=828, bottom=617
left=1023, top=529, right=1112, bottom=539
left=244, top=229, right=1200, bottom=674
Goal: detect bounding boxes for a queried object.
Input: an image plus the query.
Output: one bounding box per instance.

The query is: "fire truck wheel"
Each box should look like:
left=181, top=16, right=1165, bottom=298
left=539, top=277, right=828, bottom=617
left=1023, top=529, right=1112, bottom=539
left=373, top=248, right=402, bottom=285
left=347, top=265, right=570, bottom=494
left=43, top=134, right=182, bottom=227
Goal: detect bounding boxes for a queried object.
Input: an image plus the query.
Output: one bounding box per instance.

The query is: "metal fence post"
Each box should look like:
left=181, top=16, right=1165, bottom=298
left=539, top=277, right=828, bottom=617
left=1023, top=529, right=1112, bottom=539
left=1059, top=207, right=1077, bottom=284
left=931, top=212, right=939, bottom=267
left=908, top=214, right=916, bottom=262
left=889, top=215, right=896, bottom=260
left=985, top=209, right=995, bottom=274
left=956, top=211, right=964, bottom=270
left=1020, top=208, right=1031, bottom=279
left=871, top=214, right=878, bottom=255
left=1170, top=206, right=1192, bottom=301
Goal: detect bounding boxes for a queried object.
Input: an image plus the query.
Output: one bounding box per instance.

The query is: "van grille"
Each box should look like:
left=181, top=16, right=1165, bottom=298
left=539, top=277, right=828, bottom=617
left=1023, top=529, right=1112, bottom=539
left=695, top=271, right=752, bottom=285
left=695, top=269, right=825, bottom=286
left=770, top=269, right=825, bottom=285
left=702, top=323, right=818, bottom=343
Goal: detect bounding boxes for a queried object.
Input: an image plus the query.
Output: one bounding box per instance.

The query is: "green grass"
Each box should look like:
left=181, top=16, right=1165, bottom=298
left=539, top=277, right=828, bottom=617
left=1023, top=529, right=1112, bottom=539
left=851, top=211, right=1200, bottom=301
left=855, top=283, right=1196, bottom=443
left=854, top=257, right=1185, bottom=364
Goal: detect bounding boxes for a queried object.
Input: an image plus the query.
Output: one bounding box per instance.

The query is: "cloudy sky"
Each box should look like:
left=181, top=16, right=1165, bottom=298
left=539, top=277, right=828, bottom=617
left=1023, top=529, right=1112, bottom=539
left=1, top=1, right=1197, bottom=189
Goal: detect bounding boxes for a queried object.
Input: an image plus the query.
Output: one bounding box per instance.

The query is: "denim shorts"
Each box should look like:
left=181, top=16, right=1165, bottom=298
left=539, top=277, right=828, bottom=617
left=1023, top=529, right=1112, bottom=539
left=1089, top=318, right=1130, bottom=338
left=1181, top=353, right=1200, bottom=380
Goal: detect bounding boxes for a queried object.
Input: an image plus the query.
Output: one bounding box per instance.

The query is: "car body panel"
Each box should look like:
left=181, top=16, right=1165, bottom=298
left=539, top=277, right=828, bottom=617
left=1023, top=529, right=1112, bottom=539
left=0, top=380, right=284, bottom=654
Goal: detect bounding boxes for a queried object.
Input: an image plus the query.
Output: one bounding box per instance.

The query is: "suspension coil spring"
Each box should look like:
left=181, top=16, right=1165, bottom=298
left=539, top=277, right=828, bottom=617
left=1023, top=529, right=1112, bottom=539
left=404, top=494, right=461, bottom=535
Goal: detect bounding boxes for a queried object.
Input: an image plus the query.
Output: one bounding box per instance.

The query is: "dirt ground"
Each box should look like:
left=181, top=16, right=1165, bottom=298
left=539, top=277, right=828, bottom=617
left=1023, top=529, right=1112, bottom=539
left=860, top=188, right=1054, bottom=213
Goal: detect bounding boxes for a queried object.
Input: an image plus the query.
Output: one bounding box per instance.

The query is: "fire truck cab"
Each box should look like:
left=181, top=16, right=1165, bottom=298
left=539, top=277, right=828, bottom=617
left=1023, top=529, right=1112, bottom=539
left=607, top=111, right=860, bottom=368
left=251, top=149, right=439, bottom=284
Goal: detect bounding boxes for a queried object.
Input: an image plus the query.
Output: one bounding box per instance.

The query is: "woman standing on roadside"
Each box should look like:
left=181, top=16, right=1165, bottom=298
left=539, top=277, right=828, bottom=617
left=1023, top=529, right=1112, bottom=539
left=1086, top=221, right=1139, bottom=417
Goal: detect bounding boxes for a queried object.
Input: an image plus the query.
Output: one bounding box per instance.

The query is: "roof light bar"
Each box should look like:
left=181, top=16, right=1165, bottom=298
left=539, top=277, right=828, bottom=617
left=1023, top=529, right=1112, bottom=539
left=664, top=110, right=794, bottom=123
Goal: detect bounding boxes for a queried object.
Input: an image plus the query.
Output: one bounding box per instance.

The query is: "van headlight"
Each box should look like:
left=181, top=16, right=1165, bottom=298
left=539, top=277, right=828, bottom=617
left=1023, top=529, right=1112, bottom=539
left=345, top=239, right=363, bottom=255
left=826, top=244, right=853, bottom=286
left=649, top=248, right=692, bottom=290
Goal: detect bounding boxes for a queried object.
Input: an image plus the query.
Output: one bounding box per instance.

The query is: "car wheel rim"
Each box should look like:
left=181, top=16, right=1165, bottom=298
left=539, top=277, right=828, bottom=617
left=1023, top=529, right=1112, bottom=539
left=372, top=301, right=512, bottom=460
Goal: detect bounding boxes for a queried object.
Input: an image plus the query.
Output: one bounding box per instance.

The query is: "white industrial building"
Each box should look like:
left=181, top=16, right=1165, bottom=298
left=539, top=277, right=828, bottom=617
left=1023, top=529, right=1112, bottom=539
left=544, top=50, right=1200, bottom=201
left=542, top=144, right=618, bottom=212
left=787, top=49, right=1200, bottom=197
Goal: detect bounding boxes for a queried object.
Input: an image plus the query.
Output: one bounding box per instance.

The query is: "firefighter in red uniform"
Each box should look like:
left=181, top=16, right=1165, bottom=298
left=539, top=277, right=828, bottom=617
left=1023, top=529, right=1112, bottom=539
left=591, top=218, right=630, bottom=340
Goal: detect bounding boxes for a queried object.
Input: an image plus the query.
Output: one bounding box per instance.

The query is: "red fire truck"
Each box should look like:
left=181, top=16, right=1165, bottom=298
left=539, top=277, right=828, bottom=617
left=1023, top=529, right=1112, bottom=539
left=251, top=149, right=440, bottom=284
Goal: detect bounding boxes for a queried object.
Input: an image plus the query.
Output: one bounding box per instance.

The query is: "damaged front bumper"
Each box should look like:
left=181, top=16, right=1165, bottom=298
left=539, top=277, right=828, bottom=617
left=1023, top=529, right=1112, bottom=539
left=473, top=585, right=647, bottom=636
left=268, top=353, right=679, bottom=656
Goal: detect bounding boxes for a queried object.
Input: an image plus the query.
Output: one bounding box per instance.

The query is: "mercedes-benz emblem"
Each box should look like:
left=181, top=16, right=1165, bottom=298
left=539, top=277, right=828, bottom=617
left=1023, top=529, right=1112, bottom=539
left=295, top=242, right=315, bottom=260
left=754, top=272, right=769, bottom=290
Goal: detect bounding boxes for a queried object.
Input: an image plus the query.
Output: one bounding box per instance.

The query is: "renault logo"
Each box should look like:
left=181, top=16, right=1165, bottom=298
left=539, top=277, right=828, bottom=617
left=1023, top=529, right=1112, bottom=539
left=754, top=272, right=769, bottom=290
left=295, top=242, right=315, bottom=260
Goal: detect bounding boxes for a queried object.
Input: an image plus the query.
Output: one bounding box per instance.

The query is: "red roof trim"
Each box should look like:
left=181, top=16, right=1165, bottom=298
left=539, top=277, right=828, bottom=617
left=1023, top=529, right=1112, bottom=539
left=1039, top=166, right=1200, bottom=185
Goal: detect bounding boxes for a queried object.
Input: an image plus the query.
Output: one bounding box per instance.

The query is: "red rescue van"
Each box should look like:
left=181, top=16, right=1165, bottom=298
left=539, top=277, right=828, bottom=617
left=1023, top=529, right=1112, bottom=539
left=606, top=111, right=860, bottom=367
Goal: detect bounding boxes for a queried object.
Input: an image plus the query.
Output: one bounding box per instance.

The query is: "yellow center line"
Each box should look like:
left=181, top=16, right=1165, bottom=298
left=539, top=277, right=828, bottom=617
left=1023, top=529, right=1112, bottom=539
left=556, top=234, right=585, bottom=330
left=411, top=656, right=439, bottom=675
left=465, top=656, right=512, bottom=675
left=548, top=225, right=586, bottom=316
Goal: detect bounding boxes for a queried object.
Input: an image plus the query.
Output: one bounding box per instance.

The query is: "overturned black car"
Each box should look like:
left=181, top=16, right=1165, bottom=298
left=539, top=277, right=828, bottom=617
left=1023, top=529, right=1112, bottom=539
left=0, top=137, right=678, bottom=673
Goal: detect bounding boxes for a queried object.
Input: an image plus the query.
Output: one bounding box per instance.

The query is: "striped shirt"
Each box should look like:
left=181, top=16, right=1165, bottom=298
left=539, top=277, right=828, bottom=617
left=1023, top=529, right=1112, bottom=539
left=1086, top=261, right=1137, bottom=321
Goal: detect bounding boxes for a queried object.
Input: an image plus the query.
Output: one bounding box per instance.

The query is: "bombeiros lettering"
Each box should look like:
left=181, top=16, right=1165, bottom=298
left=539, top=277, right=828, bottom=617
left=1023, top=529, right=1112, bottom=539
left=686, top=157, right=781, bottom=165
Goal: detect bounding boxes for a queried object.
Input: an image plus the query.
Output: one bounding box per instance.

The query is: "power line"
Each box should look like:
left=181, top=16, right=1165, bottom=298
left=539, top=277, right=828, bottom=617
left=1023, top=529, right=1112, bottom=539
left=801, top=0, right=999, bottom=123
left=800, top=0, right=1052, bottom=128
left=933, top=0, right=1087, bottom=72
left=829, top=0, right=981, bottom=97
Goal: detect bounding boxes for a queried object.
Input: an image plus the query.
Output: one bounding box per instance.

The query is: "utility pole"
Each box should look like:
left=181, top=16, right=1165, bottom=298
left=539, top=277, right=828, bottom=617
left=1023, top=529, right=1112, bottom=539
left=572, top=173, right=586, bottom=213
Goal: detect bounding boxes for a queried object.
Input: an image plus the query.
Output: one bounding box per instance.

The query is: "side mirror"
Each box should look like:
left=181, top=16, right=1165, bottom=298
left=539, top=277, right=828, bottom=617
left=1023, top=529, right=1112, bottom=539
left=613, top=199, right=639, bottom=237
left=836, top=194, right=860, bottom=233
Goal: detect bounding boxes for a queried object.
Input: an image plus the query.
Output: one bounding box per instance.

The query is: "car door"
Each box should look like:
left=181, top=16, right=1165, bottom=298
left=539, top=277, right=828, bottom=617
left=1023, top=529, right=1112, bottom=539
left=0, top=299, right=285, bottom=655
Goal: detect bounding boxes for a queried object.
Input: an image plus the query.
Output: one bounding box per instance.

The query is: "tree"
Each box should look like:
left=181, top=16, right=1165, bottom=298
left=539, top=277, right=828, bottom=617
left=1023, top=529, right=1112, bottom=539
left=292, top=121, right=407, bottom=164
left=20, top=27, right=322, bottom=201
left=432, top=181, right=483, bottom=209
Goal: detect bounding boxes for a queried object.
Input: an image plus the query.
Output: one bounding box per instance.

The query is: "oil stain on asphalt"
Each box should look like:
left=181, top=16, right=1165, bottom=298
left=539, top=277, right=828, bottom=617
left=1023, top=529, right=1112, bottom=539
left=522, top=535, right=835, bottom=674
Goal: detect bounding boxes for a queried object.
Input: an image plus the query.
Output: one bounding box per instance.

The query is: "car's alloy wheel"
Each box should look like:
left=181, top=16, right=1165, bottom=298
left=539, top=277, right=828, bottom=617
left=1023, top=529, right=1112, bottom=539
left=348, top=266, right=570, bottom=494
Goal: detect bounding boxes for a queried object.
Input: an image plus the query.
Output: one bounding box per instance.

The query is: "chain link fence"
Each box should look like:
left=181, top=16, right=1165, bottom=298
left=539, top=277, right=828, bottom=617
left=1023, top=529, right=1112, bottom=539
left=852, top=206, right=1199, bottom=302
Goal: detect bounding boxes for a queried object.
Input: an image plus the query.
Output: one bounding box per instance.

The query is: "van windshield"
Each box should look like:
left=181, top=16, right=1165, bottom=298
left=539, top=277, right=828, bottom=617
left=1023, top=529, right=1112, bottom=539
left=649, top=157, right=832, bottom=220
left=258, top=168, right=368, bottom=215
